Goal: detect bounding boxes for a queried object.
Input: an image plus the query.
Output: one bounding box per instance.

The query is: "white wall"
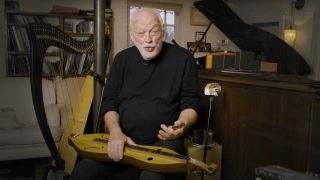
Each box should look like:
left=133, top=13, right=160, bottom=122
left=110, top=0, right=128, bottom=55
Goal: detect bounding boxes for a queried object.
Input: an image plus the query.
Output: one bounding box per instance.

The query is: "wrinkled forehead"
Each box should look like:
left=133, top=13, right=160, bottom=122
left=133, top=22, right=162, bottom=32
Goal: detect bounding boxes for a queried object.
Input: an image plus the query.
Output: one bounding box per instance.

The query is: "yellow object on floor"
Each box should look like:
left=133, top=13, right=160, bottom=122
left=185, top=139, right=222, bottom=180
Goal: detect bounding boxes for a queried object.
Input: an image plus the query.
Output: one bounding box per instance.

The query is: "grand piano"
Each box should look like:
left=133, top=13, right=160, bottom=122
left=193, top=0, right=320, bottom=180
left=194, top=0, right=311, bottom=76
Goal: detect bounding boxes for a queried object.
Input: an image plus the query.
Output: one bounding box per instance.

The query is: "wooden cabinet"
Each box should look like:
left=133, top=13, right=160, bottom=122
left=5, top=10, right=112, bottom=77
left=197, top=70, right=320, bottom=180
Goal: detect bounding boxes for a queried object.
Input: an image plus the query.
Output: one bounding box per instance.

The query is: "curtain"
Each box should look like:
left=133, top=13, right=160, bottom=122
left=310, top=1, right=320, bottom=80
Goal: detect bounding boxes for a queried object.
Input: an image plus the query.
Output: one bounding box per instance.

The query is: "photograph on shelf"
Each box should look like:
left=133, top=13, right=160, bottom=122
left=64, top=21, right=74, bottom=33
left=195, top=31, right=206, bottom=42
left=187, top=42, right=212, bottom=52
left=187, top=42, right=196, bottom=52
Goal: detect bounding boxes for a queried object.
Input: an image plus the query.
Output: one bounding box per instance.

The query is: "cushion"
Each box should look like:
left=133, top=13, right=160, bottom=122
left=42, top=79, right=56, bottom=105
left=0, top=107, right=24, bottom=129
left=45, top=104, right=60, bottom=127
left=0, top=125, right=62, bottom=145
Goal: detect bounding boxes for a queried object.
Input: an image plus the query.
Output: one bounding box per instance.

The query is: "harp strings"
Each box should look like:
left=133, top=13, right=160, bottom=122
left=39, top=33, right=93, bottom=134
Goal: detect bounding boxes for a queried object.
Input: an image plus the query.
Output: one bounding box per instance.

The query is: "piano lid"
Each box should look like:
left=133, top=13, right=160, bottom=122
left=194, top=0, right=311, bottom=76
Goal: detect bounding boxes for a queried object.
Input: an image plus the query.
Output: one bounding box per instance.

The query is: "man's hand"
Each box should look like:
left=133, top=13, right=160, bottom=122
left=107, top=131, right=136, bottom=161
left=158, top=121, right=185, bottom=141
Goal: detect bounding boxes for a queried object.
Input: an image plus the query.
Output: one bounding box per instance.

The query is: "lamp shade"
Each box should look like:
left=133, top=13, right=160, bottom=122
left=284, top=29, right=296, bottom=46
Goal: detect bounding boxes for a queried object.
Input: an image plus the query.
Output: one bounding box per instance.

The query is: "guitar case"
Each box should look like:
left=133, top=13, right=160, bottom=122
left=28, top=23, right=111, bottom=179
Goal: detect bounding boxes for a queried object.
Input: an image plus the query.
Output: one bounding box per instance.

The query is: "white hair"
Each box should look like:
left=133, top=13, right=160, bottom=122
left=129, top=8, right=164, bottom=32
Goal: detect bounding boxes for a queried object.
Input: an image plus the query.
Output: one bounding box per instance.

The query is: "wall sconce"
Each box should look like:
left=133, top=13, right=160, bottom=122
left=283, top=0, right=305, bottom=46
left=284, top=0, right=296, bottom=46
left=284, top=28, right=296, bottom=46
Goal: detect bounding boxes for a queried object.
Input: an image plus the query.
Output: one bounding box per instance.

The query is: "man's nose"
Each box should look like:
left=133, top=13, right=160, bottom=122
left=144, top=32, right=152, bottom=43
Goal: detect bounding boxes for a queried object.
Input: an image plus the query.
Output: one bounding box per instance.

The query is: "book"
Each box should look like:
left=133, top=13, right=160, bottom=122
left=50, top=5, right=80, bottom=14
left=76, top=20, right=94, bottom=34
left=10, top=26, right=24, bottom=51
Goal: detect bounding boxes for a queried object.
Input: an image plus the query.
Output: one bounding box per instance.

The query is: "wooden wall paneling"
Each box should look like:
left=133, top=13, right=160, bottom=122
left=309, top=98, right=320, bottom=174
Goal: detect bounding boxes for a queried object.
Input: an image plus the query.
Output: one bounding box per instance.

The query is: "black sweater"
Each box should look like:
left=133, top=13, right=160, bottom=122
left=100, top=42, right=200, bottom=144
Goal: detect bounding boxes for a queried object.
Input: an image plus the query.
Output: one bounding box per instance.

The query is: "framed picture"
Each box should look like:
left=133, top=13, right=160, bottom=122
left=199, top=43, right=211, bottom=52
left=195, top=31, right=206, bottom=42
left=187, top=42, right=211, bottom=52
left=190, top=7, right=210, bottom=26
left=187, top=42, right=196, bottom=52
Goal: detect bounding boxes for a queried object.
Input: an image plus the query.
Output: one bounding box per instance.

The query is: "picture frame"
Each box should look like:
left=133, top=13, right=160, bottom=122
left=199, top=42, right=211, bottom=52
left=190, top=7, right=210, bottom=26
left=187, top=42, right=211, bottom=52
left=195, top=31, right=206, bottom=42
left=187, top=42, right=196, bottom=52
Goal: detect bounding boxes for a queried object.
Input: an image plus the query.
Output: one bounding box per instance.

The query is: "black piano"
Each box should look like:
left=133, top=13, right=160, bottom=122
left=194, top=0, right=311, bottom=76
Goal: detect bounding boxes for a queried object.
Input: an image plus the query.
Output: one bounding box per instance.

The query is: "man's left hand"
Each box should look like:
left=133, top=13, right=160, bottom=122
left=158, top=121, right=185, bottom=140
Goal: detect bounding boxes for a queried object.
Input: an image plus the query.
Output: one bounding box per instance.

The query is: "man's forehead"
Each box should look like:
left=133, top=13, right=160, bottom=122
left=133, top=23, right=161, bottom=31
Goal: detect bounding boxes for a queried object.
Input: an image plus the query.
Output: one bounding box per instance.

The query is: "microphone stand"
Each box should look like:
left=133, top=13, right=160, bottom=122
left=201, top=95, right=214, bottom=180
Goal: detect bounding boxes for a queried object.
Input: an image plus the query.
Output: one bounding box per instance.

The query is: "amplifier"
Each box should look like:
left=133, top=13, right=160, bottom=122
left=255, top=165, right=319, bottom=180
left=205, top=52, right=236, bottom=71
left=235, top=51, right=260, bottom=71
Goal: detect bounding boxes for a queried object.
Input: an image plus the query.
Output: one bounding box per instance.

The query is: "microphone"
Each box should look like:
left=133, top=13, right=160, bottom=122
left=201, top=82, right=221, bottom=180
left=204, top=83, right=221, bottom=96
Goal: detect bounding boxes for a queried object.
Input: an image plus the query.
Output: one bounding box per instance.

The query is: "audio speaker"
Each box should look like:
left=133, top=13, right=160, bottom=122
left=235, top=51, right=260, bottom=71
left=206, top=53, right=236, bottom=71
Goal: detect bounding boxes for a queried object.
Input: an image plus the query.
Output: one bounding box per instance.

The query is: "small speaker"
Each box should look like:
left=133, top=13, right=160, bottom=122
left=206, top=53, right=236, bottom=71
left=235, top=51, right=260, bottom=71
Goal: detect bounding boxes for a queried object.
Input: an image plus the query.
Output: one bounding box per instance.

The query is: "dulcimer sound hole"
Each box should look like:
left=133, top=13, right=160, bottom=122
left=147, top=157, right=153, bottom=161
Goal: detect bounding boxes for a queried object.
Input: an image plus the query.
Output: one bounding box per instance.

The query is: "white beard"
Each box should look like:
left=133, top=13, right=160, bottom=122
left=133, top=40, right=163, bottom=60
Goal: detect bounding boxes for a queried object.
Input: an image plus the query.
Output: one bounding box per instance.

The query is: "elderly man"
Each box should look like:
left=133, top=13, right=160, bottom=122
left=72, top=8, right=200, bottom=180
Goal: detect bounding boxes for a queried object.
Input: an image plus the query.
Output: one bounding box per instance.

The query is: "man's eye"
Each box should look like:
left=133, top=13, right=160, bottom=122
left=150, top=30, right=160, bottom=35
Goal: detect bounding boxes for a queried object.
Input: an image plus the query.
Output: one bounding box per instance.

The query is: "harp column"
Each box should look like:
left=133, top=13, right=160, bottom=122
left=94, top=0, right=106, bottom=132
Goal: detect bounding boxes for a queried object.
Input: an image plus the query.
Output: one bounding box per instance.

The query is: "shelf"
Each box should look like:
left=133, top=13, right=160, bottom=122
left=5, top=10, right=113, bottom=77
left=8, top=51, right=30, bottom=55
left=6, top=10, right=95, bottom=19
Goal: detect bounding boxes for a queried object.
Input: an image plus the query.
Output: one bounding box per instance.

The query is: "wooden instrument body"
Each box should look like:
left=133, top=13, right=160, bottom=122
left=68, top=133, right=189, bottom=173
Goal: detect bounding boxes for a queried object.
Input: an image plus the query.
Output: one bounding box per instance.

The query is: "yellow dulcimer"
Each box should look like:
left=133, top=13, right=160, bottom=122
left=68, top=133, right=217, bottom=175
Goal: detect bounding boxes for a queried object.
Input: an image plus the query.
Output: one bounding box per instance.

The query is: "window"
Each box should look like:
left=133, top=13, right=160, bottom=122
left=128, top=6, right=175, bottom=47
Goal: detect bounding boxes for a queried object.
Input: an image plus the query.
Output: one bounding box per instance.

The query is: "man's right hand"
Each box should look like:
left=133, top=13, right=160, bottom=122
left=107, top=130, right=136, bottom=161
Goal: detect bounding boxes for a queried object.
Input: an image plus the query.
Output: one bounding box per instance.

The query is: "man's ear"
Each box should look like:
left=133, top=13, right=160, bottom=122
left=129, top=31, right=134, bottom=42
left=161, top=29, right=165, bottom=40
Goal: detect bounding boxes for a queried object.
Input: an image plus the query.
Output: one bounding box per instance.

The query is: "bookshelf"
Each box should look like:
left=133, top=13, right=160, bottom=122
left=5, top=10, right=112, bottom=77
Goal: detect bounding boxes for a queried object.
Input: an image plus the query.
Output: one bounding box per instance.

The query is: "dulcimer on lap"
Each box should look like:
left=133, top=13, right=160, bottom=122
left=68, top=133, right=217, bottom=175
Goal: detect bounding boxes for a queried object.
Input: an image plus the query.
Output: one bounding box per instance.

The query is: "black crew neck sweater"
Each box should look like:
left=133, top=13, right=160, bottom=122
left=100, top=42, right=200, bottom=144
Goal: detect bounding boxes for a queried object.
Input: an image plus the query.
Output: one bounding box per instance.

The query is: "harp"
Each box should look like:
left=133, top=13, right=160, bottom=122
left=28, top=23, right=111, bottom=173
